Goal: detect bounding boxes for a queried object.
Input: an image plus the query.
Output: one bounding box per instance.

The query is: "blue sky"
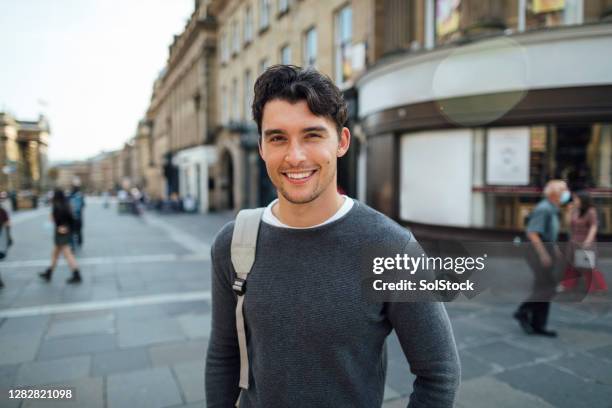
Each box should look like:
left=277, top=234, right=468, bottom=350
left=0, top=0, right=194, bottom=162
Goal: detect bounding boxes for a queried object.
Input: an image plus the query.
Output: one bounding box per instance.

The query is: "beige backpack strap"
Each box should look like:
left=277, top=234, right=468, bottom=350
left=230, top=208, right=264, bottom=402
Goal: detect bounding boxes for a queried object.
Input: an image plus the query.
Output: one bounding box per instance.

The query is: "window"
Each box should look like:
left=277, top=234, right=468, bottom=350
left=222, top=86, right=229, bottom=124
left=231, top=78, right=239, bottom=122
left=221, top=31, right=229, bottom=63
left=260, top=0, right=271, bottom=30
left=279, top=0, right=289, bottom=15
left=525, top=0, right=584, bottom=30
left=303, top=27, right=317, bottom=67
left=245, top=6, right=254, bottom=43
left=584, top=0, right=612, bottom=23
left=259, top=57, right=270, bottom=74
left=232, top=20, right=240, bottom=55
left=334, top=5, right=352, bottom=84
left=280, top=44, right=291, bottom=65
left=244, top=70, right=253, bottom=121
left=435, top=0, right=518, bottom=45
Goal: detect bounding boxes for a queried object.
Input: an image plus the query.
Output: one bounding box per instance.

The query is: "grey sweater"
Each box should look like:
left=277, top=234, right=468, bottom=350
left=205, top=202, right=460, bottom=407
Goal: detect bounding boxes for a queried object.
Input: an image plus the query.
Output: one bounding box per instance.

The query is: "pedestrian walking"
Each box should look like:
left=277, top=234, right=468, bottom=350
left=39, top=189, right=81, bottom=284
left=0, top=197, right=14, bottom=288
left=69, top=184, right=85, bottom=247
left=559, top=191, right=607, bottom=294
left=205, top=65, right=460, bottom=407
left=514, top=179, right=570, bottom=337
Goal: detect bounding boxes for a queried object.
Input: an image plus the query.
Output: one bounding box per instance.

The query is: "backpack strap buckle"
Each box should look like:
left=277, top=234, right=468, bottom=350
left=233, top=278, right=247, bottom=296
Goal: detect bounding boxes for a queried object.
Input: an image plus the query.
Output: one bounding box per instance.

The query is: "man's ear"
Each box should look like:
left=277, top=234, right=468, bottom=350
left=258, top=137, right=264, bottom=159
left=337, top=127, right=351, bottom=158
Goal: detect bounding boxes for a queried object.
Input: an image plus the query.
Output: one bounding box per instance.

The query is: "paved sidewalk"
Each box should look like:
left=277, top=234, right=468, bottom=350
left=0, top=202, right=611, bottom=407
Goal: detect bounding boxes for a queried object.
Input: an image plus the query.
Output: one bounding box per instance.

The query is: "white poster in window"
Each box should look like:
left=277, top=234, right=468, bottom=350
left=486, top=127, right=530, bottom=185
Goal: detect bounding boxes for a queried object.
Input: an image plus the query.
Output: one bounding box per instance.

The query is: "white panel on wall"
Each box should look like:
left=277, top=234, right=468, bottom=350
left=400, top=129, right=473, bottom=227
left=486, top=127, right=530, bottom=186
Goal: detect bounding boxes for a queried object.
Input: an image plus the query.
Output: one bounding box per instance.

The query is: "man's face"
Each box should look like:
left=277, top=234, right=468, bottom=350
left=259, top=99, right=350, bottom=205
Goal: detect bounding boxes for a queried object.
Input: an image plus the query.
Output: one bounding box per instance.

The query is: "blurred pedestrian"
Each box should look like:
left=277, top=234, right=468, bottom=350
left=514, top=180, right=570, bottom=337
left=39, top=189, right=81, bottom=284
left=69, top=184, right=85, bottom=247
left=0, top=195, right=14, bottom=288
left=560, top=191, right=607, bottom=293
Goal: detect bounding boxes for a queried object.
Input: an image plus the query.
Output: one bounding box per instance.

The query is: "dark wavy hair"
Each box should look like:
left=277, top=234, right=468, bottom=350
left=252, top=65, right=348, bottom=138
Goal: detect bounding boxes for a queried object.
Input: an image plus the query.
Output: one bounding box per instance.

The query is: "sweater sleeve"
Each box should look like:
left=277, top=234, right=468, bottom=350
left=387, top=301, right=460, bottom=408
left=205, top=225, right=242, bottom=407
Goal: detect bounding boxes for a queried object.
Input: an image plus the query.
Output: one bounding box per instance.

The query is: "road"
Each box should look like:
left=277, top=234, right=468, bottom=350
left=0, top=199, right=611, bottom=407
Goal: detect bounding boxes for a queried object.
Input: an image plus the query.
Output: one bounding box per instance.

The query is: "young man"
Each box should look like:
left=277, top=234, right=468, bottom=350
left=205, top=65, right=460, bottom=407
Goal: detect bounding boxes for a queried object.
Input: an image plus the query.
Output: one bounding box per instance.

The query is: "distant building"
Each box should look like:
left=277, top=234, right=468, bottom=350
left=0, top=112, right=50, bottom=193
left=146, top=4, right=218, bottom=212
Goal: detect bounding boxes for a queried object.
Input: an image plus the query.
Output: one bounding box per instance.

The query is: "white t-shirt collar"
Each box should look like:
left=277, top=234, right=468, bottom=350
left=262, top=195, right=354, bottom=229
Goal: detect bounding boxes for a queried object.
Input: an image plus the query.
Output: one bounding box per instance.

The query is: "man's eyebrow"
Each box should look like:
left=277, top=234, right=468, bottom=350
left=263, top=129, right=286, bottom=138
left=302, top=126, right=328, bottom=133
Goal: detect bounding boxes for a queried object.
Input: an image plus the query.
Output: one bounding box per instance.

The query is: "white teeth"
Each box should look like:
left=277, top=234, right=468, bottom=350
left=285, top=171, right=313, bottom=180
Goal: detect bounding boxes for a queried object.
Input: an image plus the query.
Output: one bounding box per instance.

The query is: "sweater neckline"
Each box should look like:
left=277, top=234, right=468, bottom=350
left=260, top=201, right=361, bottom=233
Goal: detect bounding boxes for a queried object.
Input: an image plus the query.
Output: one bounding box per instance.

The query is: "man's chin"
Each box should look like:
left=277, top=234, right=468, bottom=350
left=279, top=189, right=319, bottom=205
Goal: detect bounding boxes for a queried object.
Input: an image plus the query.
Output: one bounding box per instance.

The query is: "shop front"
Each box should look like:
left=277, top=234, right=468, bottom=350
left=357, top=22, right=612, bottom=240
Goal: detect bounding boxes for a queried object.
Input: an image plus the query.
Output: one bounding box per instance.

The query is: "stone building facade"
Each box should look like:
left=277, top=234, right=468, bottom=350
left=0, top=112, right=50, bottom=193
left=146, top=4, right=218, bottom=212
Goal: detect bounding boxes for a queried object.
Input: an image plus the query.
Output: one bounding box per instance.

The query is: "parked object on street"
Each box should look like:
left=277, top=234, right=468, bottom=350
left=560, top=191, right=608, bottom=294
left=39, top=189, right=81, bottom=284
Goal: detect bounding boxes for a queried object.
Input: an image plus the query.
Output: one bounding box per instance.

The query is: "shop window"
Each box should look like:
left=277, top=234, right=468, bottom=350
left=584, top=0, right=612, bottom=23
left=525, top=0, right=584, bottom=30
left=486, top=123, right=612, bottom=233
left=383, top=0, right=422, bottom=54
left=435, top=0, right=518, bottom=45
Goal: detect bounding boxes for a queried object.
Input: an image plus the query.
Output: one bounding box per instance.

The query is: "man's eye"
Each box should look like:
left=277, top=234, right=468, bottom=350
left=270, top=136, right=286, bottom=142
left=306, top=133, right=322, bottom=138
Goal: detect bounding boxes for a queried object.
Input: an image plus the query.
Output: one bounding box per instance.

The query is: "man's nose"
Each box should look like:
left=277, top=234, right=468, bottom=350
left=284, top=141, right=307, bottom=165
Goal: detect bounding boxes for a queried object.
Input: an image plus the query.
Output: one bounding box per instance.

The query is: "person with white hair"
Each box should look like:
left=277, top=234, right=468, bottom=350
left=514, top=179, right=570, bottom=337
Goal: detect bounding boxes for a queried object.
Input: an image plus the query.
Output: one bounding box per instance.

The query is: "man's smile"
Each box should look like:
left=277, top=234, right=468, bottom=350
left=281, top=169, right=318, bottom=184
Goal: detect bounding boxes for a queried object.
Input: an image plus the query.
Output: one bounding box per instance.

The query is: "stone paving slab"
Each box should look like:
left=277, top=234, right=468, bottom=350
left=172, top=361, right=206, bottom=403
left=46, top=313, right=115, bottom=338
left=495, top=362, right=612, bottom=408
left=456, top=377, right=555, bottom=408
left=149, top=339, right=208, bottom=367
left=15, top=355, right=91, bottom=386
left=117, top=318, right=186, bottom=348
left=107, top=367, right=183, bottom=408
left=91, top=347, right=151, bottom=377
left=37, top=333, right=117, bottom=361
left=0, top=333, right=41, bottom=365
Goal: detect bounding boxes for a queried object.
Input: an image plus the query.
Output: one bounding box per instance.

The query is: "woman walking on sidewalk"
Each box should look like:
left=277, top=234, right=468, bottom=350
left=39, top=189, right=81, bottom=284
left=560, top=191, right=607, bottom=294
